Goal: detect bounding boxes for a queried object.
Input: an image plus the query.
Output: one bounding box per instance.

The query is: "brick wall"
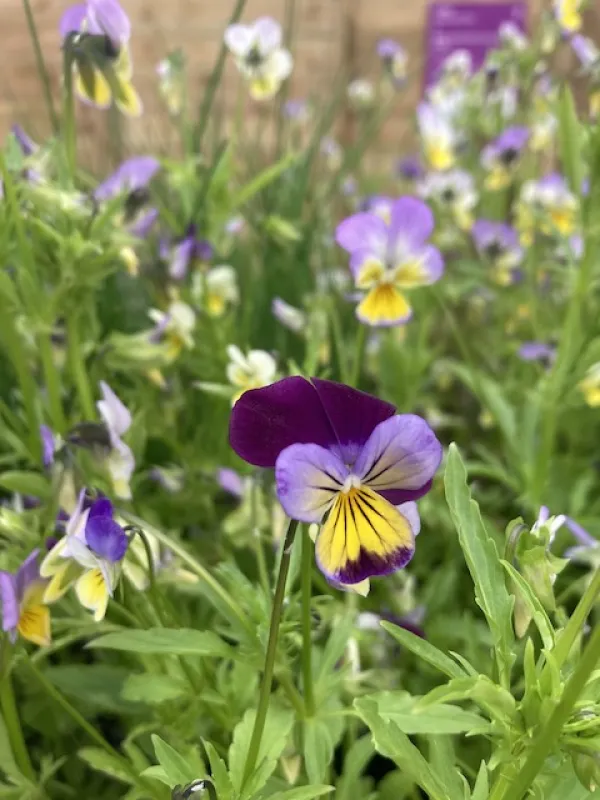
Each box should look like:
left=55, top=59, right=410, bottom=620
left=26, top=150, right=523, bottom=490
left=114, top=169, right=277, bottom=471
left=1, top=0, right=597, bottom=172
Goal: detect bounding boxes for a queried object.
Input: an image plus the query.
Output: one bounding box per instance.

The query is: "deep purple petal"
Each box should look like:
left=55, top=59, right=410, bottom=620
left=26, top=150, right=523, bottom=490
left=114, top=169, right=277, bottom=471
left=15, top=549, right=41, bottom=602
left=0, top=572, right=18, bottom=632
left=335, top=213, right=388, bottom=256
left=275, top=443, right=348, bottom=523
left=389, top=197, right=435, bottom=248
left=85, top=516, right=128, bottom=562
left=379, top=480, right=434, bottom=506
left=59, top=3, right=87, bottom=38
left=354, top=414, right=443, bottom=496
left=88, top=497, right=114, bottom=519
left=334, top=544, right=414, bottom=583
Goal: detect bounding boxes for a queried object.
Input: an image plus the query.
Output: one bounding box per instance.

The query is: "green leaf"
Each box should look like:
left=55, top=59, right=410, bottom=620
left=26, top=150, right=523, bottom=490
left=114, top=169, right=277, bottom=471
left=151, top=735, right=200, bottom=788
left=121, top=673, right=187, bottom=704
left=471, top=762, right=489, bottom=800
left=444, top=444, right=515, bottom=684
left=336, top=735, right=374, bottom=800
left=266, top=787, right=333, bottom=800
left=203, top=741, right=234, bottom=800
left=78, top=748, right=134, bottom=785
left=44, top=665, right=136, bottom=714
left=316, top=614, right=355, bottom=687
left=501, top=560, right=555, bottom=650
left=380, top=621, right=466, bottom=680
left=557, top=86, right=584, bottom=194
left=0, top=713, right=21, bottom=781
left=417, top=676, right=516, bottom=726
left=0, top=471, right=50, bottom=500
left=428, top=737, right=464, bottom=799
left=366, top=691, right=490, bottom=735
left=139, top=765, right=170, bottom=787
left=231, top=153, right=298, bottom=210
left=88, top=628, right=233, bottom=658
left=355, top=697, right=460, bottom=800
left=304, top=719, right=334, bottom=784
left=229, top=706, right=294, bottom=796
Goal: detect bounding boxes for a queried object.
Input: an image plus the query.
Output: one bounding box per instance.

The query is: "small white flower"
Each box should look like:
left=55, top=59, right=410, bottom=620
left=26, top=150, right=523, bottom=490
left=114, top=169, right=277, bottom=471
left=224, top=17, right=293, bottom=101
left=226, top=345, right=277, bottom=404
left=417, top=103, right=458, bottom=171
left=149, top=300, right=196, bottom=357
left=192, top=265, right=239, bottom=317
left=347, top=79, right=375, bottom=109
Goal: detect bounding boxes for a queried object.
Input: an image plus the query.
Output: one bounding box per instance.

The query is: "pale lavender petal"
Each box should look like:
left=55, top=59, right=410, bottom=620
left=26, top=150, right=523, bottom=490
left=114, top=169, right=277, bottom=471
left=168, top=237, right=195, bottom=280
left=416, top=245, right=444, bottom=283
left=275, top=443, right=347, bottom=523
left=0, top=572, right=18, bottom=632
left=217, top=468, right=244, bottom=498
left=40, top=425, right=56, bottom=468
left=254, top=17, right=282, bottom=54
left=15, top=549, right=41, bottom=602
left=335, top=213, right=388, bottom=256
left=87, top=0, right=131, bottom=44
left=59, top=3, right=87, bottom=38
left=11, top=125, right=37, bottom=156
left=354, top=414, right=443, bottom=504
left=398, top=501, right=421, bottom=536
left=97, top=381, right=131, bottom=438
left=349, top=248, right=383, bottom=278
left=389, top=196, right=435, bottom=248
left=129, top=208, right=158, bottom=238
left=95, top=157, right=160, bottom=201
left=85, top=515, right=128, bottom=562
left=565, top=517, right=596, bottom=547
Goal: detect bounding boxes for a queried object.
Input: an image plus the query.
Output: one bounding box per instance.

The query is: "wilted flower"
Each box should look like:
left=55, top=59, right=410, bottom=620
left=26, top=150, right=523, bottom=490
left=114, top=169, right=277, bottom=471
left=226, top=345, right=277, bottom=405
left=192, top=265, right=239, bottom=317
left=157, top=50, right=185, bottom=116
left=579, top=363, right=600, bottom=407
left=336, top=197, right=444, bottom=327
left=471, top=220, right=523, bottom=285
left=481, top=126, right=529, bottom=190
left=377, top=39, right=407, bottom=84
left=229, top=377, right=442, bottom=586
left=224, top=17, right=293, bottom=101
left=418, top=169, right=477, bottom=230
left=166, top=225, right=213, bottom=280
left=417, top=103, right=458, bottom=171
left=60, top=0, right=141, bottom=116
left=41, top=492, right=129, bottom=621
left=347, top=79, right=375, bottom=109
left=272, top=297, right=306, bottom=333
left=0, top=550, right=50, bottom=646
left=149, top=300, right=196, bottom=361
left=553, top=0, right=583, bottom=32
left=97, top=381, right=135, bottom=500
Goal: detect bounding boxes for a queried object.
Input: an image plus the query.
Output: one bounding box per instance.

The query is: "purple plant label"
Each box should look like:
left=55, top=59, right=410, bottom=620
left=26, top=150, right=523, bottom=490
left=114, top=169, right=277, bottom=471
left=424, top=2, right=526, bottom=89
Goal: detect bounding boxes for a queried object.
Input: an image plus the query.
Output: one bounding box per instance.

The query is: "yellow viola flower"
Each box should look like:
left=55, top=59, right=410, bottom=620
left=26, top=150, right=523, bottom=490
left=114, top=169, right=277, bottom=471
left=0, top=550, right=51, bottom=647
left=226, top=345, right=277, bottom=405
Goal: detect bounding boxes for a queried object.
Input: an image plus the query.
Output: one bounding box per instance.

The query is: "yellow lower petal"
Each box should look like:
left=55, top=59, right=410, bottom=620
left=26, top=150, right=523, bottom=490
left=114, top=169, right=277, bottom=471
left=426, top=143, right=454, bottom=171
left=249, top=75, right=280, bottom=100
left=316, top=486, right=414, bottom=584
left=114, top=78, right=143, bottom=117
left=549, top=208, right=576, bottom=235
left=75, top=569, right=110, bottom=622
left=43, top=560, right=81, bottom=603
left=18, top=604, right=51, bottom=647
left=207, top=293, right=226, bottom=317
left=74, top=65, right=112, bottom=108
left=356, top=285, right=411, bottom=326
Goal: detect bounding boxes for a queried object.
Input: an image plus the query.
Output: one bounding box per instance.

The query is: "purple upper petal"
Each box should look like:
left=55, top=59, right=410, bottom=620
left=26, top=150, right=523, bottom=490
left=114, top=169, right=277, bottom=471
left=565, top=517, right=596, bottom=547
left=0, top=571, right=18, bottom=632
left=59, top=3, right=87, bottom=38
left=229, top=376, right=396, bottom=469
left=88, top=497, right=114, bottom=518
left=85, top=515, right=128, bottom=562
left=95, top=157, right=160, bottom=201
left=16, top=549, right=41, bottom=602
left=129, top=208, right=159, bottom=238
left=389, top=197, right=435, bottom=249
left=335, top=213, right=388, bottom=255
left=86, top=0, right=131, bottom=44
left=169, top=237, right=195, bottom=280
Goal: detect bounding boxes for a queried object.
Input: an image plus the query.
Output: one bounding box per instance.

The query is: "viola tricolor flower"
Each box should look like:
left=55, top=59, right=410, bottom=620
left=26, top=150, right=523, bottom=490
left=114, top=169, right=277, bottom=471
left=481, top=126, right=529, bottom=190
left=229, top=377, right=442, bottom=587
left=320, top=138, right=343, bottom=171
left=191, top=265, right=239, bottom=318
left=226, top=345, right=277, bottom=405
left=553, top=0, right=583, bottom=32
left=377, top=39, right=407, bottom=84
left=418, top=169, right=477, bottom=231
left=41, top=492, right=129, bottom=621
left=95, top=156, right=160, bottom=201
left=498, top=21, right=528, bottom=51
left=224, top=17, right=293, bottom=101
left=166, top=225, right=213, bottom=281
left=417, top=103, right=458, bottom=171
left=283, top=99, right=310, bottom=122
left=97, top=381, right=135, bottom=500
left=518, top=342, right=557, bottom=366
left=60, top=0, right=141, bottom=116
left=0, top=551, right=50, bottom=646
left=336, top=196, right=444, bottom=327
left=471, top=220, right=523, bottom=285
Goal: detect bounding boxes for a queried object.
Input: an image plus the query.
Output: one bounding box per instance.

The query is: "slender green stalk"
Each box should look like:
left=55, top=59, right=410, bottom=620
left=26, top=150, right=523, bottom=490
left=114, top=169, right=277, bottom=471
left=39, top=334, right=66, bottom=434
left=350, top=325, right=367, bottom=388
left=124, top=514, right=252, bottom=634
left=62, top=48, right=77, bottom=183
left=551, top=568, right=600, bottom=671
left=242, top=518, right=299, bottom=788
left=194, top=0, right=248, bottom=151
left=251, top=479, right=270, bottom=593
left=66, top=312, right=95, bottom=420
left=21, top=0, right=59, bottom=132
left=300, top=527, right=315, bottom=717
left=489, top=624, right=600, bottom=800
left=0, top=644, right=36, bottom=782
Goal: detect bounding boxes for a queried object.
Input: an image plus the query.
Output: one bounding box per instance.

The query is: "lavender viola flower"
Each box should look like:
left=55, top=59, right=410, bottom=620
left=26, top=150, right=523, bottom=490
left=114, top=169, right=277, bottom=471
left=0, top=550, right=50, bottom=646
left=417, top=169, right=477, bottom=231
left=481, top=126, right=530, bottom=190
left=336, top=197, right=444, bottom=327
left=471, top=220, right=523, bottom=285
left=60, top=0, right=141, bottom=116
left=217, top=467, right=245, bottom=499
left=417, top=102, right=458, bottom=171
left=167, top=224, right=213, bottom=280
left=95, top=156, right=160, bottom=201
left=229, top=377, right=442, bottom=586
left=518, top=342, right=557, bottom=366
left=377, top=38, right=408, bottom=84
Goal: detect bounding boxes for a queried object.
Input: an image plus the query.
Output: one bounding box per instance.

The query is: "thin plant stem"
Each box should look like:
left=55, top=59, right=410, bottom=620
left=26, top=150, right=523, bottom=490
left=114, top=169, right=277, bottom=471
left=22, top=0, right=59, bottom=133
left=66, top=311, right=95, bottom=420
left=242, top=518, right=299, bottom=788
left=62, top=48, right=76, bottom=183
left=489, top=624, right=600, bottom=800
left=300, top=527, right=315, bottom=717
left=551, top=567, right=600, bottom=671
left=39, top=333, right=67, bottom=434
left=350, top=324, right=367, bottom=388
left=0, top=644, right=36, bottom=781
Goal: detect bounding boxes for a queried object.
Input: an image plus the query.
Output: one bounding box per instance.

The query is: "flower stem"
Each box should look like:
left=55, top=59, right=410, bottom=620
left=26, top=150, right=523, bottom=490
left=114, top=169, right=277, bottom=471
left=242, top=518, right=299, bottom=789
left=489, top=623, right=600, bottom=800
left=0, top=644, right=36, bottom=782
left=66, top=311, right=95, bottom=420
left=350, top=325, right=367, bottom=388
left=300, top=527, right=315, bottom=717
left=39, top=333, right=66, bottom=435
left=21, top=0, right=59, bottom=133
left=62, top=47, right=76, bottom=183
left=551, top=567, right=600, bottom=671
